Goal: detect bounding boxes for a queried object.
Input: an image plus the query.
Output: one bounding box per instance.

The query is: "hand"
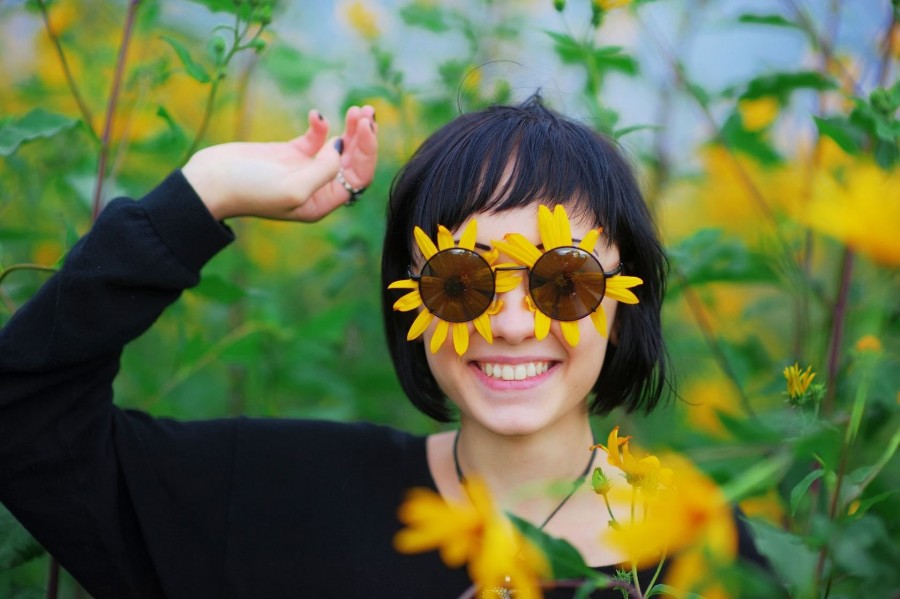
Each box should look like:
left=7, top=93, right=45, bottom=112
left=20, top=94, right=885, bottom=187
left=182, top=105, right=378, bottom=222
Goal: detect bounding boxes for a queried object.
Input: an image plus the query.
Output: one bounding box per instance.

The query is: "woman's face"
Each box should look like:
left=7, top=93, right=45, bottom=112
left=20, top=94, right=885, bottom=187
left=423, top=205, right=620, bottom=438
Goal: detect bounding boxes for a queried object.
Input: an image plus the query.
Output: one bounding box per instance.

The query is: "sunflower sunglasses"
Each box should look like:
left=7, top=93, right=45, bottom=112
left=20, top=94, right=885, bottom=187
left=408, top=245, right=625, bottom=324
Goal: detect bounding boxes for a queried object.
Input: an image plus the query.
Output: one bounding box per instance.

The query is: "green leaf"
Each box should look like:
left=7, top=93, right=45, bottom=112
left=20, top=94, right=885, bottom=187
left=720, top=114, right=782, bottom=165
left=0, top=504, right=44, bottom=571
left=263, top=45, right=331, bottom=93
left=399, top=3, right=451, bottom=32
left=667, top=228, right=778, bottom=293
left=742, top=70, right=836, bottom=102
left=790, top=468, right=824, bottom=516
left=613, top=124, right=660, bottom=139
left=160, top=35, right=211, bottom=83
left=720, top=451, right=792, bottom=502
left=647, top=584, right=704, bottom=598
left=0, top=109, right=78, bottom=156
left=508, top=513, right=596, bottom=580
left=814, top=116, right=863, bottom=154
left=737, top=14, right=800, bottom=29
left=743, top=518, right=817, bottom=597
left=190, top=274, right=246, bottom=304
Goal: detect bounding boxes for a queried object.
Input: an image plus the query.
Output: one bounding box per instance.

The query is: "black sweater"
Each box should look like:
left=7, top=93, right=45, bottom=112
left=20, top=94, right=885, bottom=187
left=0, top=172, right=765, bottom=598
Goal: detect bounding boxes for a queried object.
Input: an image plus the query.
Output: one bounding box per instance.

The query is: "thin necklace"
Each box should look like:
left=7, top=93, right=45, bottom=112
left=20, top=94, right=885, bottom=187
left=452, top=431, right=597, bottom=530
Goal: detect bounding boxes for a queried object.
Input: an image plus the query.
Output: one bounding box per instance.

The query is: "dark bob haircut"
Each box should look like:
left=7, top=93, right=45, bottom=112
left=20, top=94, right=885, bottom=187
left=381, top=94, right=669, bottom=422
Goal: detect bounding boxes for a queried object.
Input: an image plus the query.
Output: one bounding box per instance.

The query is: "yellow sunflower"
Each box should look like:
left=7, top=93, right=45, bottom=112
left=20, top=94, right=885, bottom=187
left=388, top=220, right=521, bottom=356
left=491, top=204, right=643, bottom=347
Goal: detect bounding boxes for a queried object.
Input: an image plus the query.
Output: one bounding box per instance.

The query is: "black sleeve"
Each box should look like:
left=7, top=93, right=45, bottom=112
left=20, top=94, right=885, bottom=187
left=0, top=171, right=234, bottom=598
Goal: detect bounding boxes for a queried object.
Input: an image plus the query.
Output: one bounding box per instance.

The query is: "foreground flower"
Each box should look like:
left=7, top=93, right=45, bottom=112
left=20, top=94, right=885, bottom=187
left=394, top=479, right=549, bottom=598
left=593, top=426, right=672, bottom=493
left=388, top=220, right=519, bottom=356
left=492, top=205, right=642, bottom=347
left=783, top=363, right=816, bottom=400
left=602, top=451, right=736, bottom=572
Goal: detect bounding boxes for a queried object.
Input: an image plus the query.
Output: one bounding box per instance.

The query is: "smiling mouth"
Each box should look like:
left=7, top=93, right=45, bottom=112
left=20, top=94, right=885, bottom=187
left=478, top=361, right=552, bottom=381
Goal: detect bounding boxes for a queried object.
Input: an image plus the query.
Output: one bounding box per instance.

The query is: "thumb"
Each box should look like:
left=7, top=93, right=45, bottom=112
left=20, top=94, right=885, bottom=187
left=283, top=137, right=343, bottom=202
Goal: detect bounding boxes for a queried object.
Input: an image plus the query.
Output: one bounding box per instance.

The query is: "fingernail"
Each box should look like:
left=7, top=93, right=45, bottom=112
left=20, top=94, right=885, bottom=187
left=370, top=122, right=375, bottom=133
left=371, top=110, right=376, bottom=123
left=334, top=138, right=344, bottom=154
left=317, top=111, right=324, bottom=121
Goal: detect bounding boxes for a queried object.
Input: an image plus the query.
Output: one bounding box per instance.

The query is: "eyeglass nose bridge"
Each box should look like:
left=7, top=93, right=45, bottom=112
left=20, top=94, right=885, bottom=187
left=405, top=247, right=624, bottom=323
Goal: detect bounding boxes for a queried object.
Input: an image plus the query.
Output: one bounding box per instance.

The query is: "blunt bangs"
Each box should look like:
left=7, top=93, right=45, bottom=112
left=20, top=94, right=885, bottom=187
left=382, top=94, right=670, bottom=422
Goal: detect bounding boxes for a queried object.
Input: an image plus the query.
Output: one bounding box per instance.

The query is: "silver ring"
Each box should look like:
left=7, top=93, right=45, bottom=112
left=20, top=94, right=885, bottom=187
left=336, top=169, right=366, bottom=206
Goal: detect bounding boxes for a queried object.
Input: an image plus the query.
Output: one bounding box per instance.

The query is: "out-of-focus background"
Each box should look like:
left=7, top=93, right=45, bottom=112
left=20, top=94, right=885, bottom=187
left=1, top=0, right=898, bottom=597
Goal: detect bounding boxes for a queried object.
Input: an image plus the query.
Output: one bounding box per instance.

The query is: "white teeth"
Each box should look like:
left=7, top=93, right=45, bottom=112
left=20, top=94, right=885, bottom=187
left=479, top=361, right=550, bottom=381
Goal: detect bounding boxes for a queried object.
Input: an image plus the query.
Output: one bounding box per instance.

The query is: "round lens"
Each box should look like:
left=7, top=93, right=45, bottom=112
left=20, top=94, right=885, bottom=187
left=529, top=247, right=606, bottom=321
left=419, top=248, right=496, bottom=323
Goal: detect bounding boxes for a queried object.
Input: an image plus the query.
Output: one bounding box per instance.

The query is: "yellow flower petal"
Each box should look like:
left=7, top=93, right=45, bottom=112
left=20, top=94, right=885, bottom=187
left=393, top=290, right=424, bottom=312
left=492, top=234, right=542, bottom=266
left=553, top=204, right=573, bottom=247
left=388, top=279, right=418, bottom=290
left=437, top=225, right=454, bottom=252
left=481, top=247, right=499, bottom=264
left=605, top=275, right=643, bottom=304
left=414, top=226, right=438, bottom=260
left=590, top=306, right=608, bottom=337
left=473, top=312, right=493, bottom=343
left=578, top=228, right=601, bottom=253
left=561, top=320, right=580, bottom=347
left=407, top=309, right=434, bottom=341
left=452, top=322, right=470, bottom=356
left=538, top=204, right=557, bottom=249
left=458, top=219, right=477, bottom=251
left=494, top=268, right=522, bottom=293
left=431, top=319, right=449, bottom=353
left=486, top=299, right=503, bottom=316
left=535, top=310, right=551, bottom=340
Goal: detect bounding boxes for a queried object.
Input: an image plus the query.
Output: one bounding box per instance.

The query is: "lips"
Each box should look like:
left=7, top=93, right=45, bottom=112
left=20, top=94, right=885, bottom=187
left=478, top=361, right=551, bottom=381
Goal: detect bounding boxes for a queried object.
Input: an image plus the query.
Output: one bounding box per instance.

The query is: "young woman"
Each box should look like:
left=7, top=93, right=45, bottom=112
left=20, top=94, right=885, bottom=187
left=0, top=97, right=761, bottom=598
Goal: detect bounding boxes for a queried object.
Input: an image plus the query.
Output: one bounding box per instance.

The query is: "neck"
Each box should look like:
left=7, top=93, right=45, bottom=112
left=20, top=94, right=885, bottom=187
left=454, top=414, right=596, bottom=509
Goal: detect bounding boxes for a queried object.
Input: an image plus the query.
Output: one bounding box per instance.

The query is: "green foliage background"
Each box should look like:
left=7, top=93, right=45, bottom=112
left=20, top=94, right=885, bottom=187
left=0, top=0, right=898, bottom=597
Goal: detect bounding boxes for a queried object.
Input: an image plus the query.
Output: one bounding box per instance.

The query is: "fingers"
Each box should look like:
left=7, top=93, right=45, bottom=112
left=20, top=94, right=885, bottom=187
left=339, top=105, right=378, bottom=191
left=291, top=109, right=330, bottom=156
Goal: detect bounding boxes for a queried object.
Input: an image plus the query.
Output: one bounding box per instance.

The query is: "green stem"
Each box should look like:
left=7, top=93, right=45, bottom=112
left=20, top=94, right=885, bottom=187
left=0, top=264, right=58, bottom=291
left=92, top=0, right=142, bottom=222
left=630, top=486, right=643, bottom=599
left=35, top=0, right=98, bottom=141
left=645, top=550, right=667, bottom=594
left=822, top=249, right=854, bottom=416
left=602, top=493, right=617, bottom=524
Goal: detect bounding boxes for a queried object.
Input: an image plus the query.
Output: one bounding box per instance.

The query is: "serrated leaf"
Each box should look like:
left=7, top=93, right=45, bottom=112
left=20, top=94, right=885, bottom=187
left=160, top=35, right=211, bottom=83
left=0, top=504, right=45, bottom=571
left=742, top=518, right=817, bottom=597
left=399, top=3, right=450, bottom=32
left=508, top=513, right=596, bottom=580
left=738, top=14, right=800, bottom=28
left=814, top=116, right=862, bottom=154
left=790, top=468, right=824, bottom=516
left=0, top=109, right=78, bottom=156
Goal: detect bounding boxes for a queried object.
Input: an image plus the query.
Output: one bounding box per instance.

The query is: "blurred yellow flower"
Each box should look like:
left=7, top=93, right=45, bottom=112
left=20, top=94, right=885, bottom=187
left=394, top=479, right=548, bottom=598
left=805, top=162, right=900, bottom=266
left=592, top=426, right=672, bottom=494
left=603, top=453, right=737, bottom=570
left=595, top=0, right=631, bottom=10
left=683, top=376, right=742, bottom=438
left=783, top=363, right=816, bottom=400
left=343, top=1, right=380, bottom=41
left=739, top=488, right=785, bottom=526
left=854, top=335, right=882, bottom=353
left=738, top=97, right=779, bottom=131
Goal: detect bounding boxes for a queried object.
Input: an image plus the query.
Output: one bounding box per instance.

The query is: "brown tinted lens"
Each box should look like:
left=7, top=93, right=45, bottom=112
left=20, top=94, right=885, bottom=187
left=419, top=248, right=495, bottom=323
left=529, top=247, right=605, bottom=321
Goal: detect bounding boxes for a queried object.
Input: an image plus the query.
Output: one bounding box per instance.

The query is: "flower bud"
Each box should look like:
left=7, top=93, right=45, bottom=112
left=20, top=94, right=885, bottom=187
left=553, top=0, right=566, bottom=11
left=592, top=467, right=612, bottom=496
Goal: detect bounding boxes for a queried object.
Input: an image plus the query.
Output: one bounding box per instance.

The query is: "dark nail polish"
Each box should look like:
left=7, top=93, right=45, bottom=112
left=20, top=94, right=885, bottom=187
left=371, top=110, right=376, bottom=123
left=317, top=111, right=324, bottom=121
left=334, top=138, right=344, bottom=154
left=370, top=122, right=375, bottom=133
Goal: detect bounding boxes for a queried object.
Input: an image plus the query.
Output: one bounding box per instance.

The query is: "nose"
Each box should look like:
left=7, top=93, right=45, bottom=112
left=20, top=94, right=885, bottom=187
left=490, top=281, right=535, bottom=345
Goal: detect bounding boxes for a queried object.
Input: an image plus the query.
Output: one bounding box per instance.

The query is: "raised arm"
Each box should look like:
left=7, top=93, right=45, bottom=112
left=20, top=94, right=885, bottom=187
left=0, top=105, right=377, bottom=598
